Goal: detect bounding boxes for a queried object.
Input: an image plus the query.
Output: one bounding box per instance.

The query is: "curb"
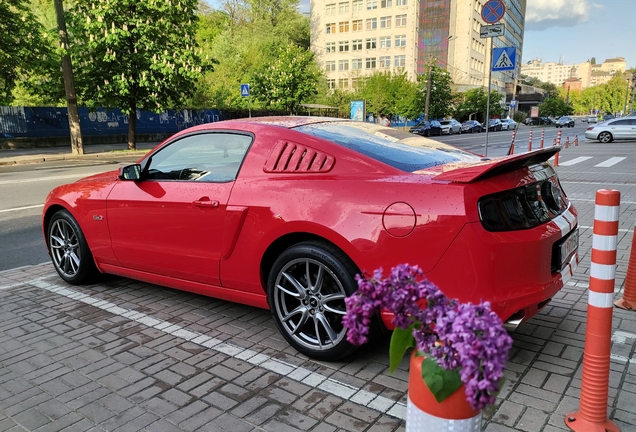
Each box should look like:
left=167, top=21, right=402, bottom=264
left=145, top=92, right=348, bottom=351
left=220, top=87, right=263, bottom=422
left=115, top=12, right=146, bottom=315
left=0, top=150, right=150, bottom=166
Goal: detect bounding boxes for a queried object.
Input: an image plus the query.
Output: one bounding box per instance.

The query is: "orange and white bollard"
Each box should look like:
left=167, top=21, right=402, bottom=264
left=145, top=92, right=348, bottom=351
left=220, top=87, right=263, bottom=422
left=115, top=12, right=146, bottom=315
left=528, top=129, right=533, bottom=152
left=540, top=128, right=545, bottom=149
left=565, top=189, right=621, bottom=432
left=554, top=149, right=560, bottom=167
left=557, top=129, right=562, bottom=146
left=614, top=217, right=636, bottom=310
left=407, top=353, right=482, bottom=431
left=574, top=135, right=579, bottom=146
left=508, top=130, right=516, bottom=155
left=564, top=136, right=570, bottom=148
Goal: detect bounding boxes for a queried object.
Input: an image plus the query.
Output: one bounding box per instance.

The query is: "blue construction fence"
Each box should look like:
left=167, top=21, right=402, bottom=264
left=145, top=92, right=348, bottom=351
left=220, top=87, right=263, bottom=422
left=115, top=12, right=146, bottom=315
left=0, top=106, right=222, bottom=138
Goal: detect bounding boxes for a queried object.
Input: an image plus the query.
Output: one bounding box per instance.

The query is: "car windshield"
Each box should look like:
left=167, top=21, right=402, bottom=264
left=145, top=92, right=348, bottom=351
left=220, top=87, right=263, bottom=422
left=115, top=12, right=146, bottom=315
left=439, top=121, right=450, bottom=125
left=294, top=122, right=480, bottom=172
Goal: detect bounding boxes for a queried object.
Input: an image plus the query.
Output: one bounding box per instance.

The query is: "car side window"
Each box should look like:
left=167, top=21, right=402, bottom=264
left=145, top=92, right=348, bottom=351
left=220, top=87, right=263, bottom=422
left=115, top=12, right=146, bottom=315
left=609, top=120, right=630, bottom=126
left=144, top=133, right=253, bottom=182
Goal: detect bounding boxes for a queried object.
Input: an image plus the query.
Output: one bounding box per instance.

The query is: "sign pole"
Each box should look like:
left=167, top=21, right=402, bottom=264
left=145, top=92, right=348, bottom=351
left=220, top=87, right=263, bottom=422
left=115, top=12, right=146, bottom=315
left=249, top=94, right=251, bottom=118
left=485, top=44, right=492, bottom=157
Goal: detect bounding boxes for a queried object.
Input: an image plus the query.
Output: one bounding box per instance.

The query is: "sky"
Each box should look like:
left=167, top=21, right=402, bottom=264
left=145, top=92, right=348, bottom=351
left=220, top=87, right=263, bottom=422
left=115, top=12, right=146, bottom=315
left=523, top=0, right=634, bottom=68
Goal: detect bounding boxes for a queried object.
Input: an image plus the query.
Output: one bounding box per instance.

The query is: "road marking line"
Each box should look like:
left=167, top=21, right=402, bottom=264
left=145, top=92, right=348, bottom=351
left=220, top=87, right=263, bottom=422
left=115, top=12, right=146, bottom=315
left=610, top=354, right=636, bottom=365
left=24, top=277, right=407, bottom=419
left=559, top=157, right=593, bottom=166
left=0, top=276, right=49, bottom=290
left=0, top=204, right=44, bottom=213
left=612, top=331, right=636, bottom=344
left=0, top=174, right=85, bottom=185
left=595, top=157, right=627, bottom=168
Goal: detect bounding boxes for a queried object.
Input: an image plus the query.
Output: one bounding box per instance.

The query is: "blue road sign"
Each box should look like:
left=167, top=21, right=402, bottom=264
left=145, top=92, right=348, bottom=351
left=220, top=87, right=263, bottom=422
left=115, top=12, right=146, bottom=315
left=240, top=84, right=250, bottom=97
left=510, top=100, right=517, bottom=108
left=481, top=0, right=505, bottom=24
left=492, top=46, right=516, bottom=71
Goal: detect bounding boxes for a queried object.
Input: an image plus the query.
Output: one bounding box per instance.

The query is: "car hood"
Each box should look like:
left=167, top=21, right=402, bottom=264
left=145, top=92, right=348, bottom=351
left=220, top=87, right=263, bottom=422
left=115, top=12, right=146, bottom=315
left=415, top=147, right=560, bottom=183
left=75, top=170, right=119, bottom=183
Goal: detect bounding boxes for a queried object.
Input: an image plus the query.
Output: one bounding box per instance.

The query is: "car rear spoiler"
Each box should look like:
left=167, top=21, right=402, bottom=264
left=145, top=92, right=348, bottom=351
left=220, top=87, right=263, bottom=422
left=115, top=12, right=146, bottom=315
left=433, top=147, right=561, bottom=183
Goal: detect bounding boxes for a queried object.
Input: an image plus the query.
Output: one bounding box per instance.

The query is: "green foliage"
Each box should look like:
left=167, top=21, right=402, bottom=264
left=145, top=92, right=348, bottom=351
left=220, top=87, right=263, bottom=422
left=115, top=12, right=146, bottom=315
left=68, top=0, right=210, bottom=115
left=251, top=43, right=321, bottom=114
left=0, top=0, right=53, bottom=104
left=389, top=325, right=416, bottom=372
left=454, top=88, right=503, bottom=121
left=355, top=71, right=421, bottom=120
left=539, top=95, right=573, bottom=117
left=418, top=64, right=454, bottom=120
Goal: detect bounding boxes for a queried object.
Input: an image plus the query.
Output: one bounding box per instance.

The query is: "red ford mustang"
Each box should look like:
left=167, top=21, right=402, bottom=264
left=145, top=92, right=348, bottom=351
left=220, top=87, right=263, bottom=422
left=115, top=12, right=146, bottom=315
left=42, top=117, right=578, bottom=360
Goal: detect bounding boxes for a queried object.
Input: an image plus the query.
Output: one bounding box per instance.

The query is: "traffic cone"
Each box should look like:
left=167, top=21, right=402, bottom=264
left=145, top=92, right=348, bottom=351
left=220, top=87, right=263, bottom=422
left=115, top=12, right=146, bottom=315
left=565, top=189, right=621, bottom=432
left=528, top=129, right=533, bottom=152
left=615, top=218, right=636, bottom=311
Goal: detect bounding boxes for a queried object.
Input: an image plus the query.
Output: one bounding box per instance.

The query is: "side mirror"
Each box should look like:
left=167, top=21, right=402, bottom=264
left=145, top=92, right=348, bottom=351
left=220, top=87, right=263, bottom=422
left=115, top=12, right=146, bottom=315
left=119, top=164, right=141, bottom=180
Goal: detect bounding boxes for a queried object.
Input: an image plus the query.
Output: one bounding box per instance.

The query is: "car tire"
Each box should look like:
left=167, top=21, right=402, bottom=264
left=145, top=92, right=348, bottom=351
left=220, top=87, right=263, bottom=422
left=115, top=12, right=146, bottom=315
left=267, top=241, right=360, bottom=360
left=598, top=131, right=613, bottom=143
left=47, top=209, right=99, bottom=284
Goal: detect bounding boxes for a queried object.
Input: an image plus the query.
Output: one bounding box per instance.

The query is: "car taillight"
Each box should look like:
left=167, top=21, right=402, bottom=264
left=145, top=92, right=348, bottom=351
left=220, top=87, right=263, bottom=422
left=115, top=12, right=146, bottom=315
left=587, top=126, right=594, bottom=130
left=478, top=177, right=568, bottom=231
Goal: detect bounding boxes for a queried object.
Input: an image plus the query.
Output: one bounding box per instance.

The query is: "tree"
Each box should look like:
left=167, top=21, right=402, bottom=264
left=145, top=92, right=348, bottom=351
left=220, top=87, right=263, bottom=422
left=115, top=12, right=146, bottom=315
left=454, top=88, right=502, bottom=122
left=251, top=43, right=322, bottom=114
left=539, top=95, right=573, bottom=117
left=0, top=0, right=52, bottom=104
left=418, top=64, right=454, bottom=120
left=353, top=71, right=420, bottom=121
left=68, top=0, right=211, bottom=149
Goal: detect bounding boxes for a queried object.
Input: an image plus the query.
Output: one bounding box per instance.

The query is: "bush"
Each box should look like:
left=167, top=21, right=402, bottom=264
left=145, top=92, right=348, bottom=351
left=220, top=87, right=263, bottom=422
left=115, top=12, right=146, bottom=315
left=513, top=111, right=527, bottom=123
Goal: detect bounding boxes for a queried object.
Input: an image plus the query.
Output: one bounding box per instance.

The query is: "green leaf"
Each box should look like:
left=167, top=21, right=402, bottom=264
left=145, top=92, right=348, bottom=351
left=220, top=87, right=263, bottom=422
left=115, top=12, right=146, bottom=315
left=389, top=325, right=415, bottom=373
left=420, top=356, right=463, bottom=403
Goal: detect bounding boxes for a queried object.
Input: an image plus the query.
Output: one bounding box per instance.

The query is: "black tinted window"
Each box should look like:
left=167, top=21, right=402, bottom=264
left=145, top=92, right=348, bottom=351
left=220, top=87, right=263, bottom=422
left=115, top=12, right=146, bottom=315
left=294, top=122, right=479, bottom=171
left=609, top=120, right=630, bottom=126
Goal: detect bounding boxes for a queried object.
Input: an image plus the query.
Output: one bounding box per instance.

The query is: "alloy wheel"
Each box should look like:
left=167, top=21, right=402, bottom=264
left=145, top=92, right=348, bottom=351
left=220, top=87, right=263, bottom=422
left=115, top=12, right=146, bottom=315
left=49, top=218, right=81, bottom=278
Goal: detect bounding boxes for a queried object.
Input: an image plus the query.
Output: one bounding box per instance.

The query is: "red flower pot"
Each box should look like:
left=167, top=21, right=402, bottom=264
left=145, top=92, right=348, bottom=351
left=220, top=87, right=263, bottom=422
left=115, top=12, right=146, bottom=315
left=406, top=352, right=482, bottom=431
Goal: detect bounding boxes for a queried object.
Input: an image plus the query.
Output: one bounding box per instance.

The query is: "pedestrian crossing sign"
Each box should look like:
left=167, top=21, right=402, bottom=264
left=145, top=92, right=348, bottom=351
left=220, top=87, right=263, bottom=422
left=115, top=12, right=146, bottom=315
left=240, top=84, right=250, bottom=97
left=492, top=47, right=516, bottom=71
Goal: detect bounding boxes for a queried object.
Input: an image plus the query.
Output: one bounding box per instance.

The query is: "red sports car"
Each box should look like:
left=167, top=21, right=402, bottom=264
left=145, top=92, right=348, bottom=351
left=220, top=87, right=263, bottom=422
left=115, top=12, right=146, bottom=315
left=42, top=117, right=578, bottom=360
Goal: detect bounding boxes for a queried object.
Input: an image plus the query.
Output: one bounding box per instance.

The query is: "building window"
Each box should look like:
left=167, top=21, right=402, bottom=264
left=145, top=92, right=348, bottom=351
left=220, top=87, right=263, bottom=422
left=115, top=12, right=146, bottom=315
left=325, top=61, right=336, bottom=72
left=338, top=60, right=349, bottom=71
left=381, top=0, right=392, bottom=7
left=379, top=36, right=391, bottom=48
left=339, top=1, right=349, bottom=13
left=327, top=79, right=335, bottom=89
left=366, top=0, right=377, bottom=9
left=394, top=34, right=406, bottom=47
left=396, top=0, right=406, bottom=5
left=338, top=78, right=349, bottom=89
left=395, top=14, right=407, bottom=26
left=352, top=19, right=363, bottom=31
left=379, top=56, right=391, bottom=68
left=352, top=58, right=363, bottom=70
left=366, top=38, right=377, bottom=49
left=326, top=23, right=336, bottom=34
left=394, top=55, right=405, bottom=67
left=366, top=18, right=377, bottom=30
left=380, top=16, right=391, bottom=28
left=352, top=39, right=363, bottom=50
left=352, top=0, right=363, bottom=11
left=351, top=77, right=362, bottom=89
left=366, top=57, right=377, bottom=69
left=339, top=21, right=349, bottom=32
left=326, top=3, right=336, bottom=14
left=339, top=40, right=350, bottom=52
left=326, top=42, right=336, bottom=53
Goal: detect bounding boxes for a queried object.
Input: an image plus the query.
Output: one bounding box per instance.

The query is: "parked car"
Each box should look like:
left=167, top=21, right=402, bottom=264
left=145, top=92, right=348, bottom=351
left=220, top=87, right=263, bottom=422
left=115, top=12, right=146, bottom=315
left=410, top=120, right=442, bottom=136
left=439, top=119, right=462, bottom=135
left=487, top=119, right=503, bottom=131
left=461, top=120, right=483, bottom=133
left=585, top=118, right=636, bottom=143
left=42, top=117, right=578, bottom=360
left=587, top=116, right=598, bottom=123
left=500, top=119, right=517, bottom=131
left=524, top=117, right=551, bottom=126
left=555, top=116, right=575, bottom=128
left=603, top=114, right=616, bottom=121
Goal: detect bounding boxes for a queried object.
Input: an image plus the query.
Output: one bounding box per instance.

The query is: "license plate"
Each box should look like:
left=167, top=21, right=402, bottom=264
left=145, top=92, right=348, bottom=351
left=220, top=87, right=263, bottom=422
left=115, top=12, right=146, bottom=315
left=560, top=228, right=579, bottom=269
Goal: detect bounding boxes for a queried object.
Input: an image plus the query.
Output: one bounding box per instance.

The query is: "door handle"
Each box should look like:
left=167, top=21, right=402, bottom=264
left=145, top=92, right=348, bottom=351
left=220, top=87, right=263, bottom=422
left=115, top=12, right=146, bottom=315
left=193, top=199, right=219, bottom=208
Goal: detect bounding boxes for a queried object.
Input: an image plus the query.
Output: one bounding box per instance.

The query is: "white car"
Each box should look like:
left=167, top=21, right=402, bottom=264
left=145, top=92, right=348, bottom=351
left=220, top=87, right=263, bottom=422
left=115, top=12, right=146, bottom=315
left=500, top=119, right=517, bottom=131
left=587, top=116, right=598, bottom=123
left=439, top=119, right=462, bottom=134
left=585, top=118, right=636, bottom=143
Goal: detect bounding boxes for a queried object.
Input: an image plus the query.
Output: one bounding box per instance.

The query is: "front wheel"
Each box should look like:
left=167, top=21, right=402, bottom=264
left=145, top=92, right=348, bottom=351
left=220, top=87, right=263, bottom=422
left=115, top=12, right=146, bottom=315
left=267, top=241, right=360, bottom=360
left=598, top=131, right=613, bottom=143
left=48, top=210, right=98, bottom=284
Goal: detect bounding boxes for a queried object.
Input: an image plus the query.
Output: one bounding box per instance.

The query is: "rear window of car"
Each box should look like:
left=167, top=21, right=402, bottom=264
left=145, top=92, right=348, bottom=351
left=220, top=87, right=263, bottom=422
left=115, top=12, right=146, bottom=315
left=293, top=122, right=480, bottom=172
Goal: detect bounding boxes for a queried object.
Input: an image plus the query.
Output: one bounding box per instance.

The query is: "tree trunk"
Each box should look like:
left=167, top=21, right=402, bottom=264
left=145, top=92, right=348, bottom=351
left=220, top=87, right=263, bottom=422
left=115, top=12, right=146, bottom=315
left=54, top=0, right=84, bottom=155
left=128, top=99, right=136, bottom=150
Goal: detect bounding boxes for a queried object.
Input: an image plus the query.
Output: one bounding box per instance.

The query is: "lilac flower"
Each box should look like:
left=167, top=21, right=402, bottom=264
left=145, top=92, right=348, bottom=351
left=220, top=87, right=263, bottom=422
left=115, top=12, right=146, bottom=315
left=343, top=264, right=513, bottom=411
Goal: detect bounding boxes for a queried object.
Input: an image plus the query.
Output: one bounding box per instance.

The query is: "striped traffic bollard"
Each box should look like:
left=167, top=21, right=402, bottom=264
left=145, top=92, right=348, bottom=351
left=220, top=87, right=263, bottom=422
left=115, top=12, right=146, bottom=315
left=574, top=135, right=579, bottom=146
left=564, top=136, right=570, bottom=148
left=565, top=189, right=621, bottom=432
left=557, top=129, right=563, bottom=146
left=614, top=217, right=636, bottom=310
left=554, top=148, right=560, bottom=167
left=508, top=130, right=516, bottom=155
left=528, top=129, right=533, bottom=152
left=540, top=128, right=545, bottom=148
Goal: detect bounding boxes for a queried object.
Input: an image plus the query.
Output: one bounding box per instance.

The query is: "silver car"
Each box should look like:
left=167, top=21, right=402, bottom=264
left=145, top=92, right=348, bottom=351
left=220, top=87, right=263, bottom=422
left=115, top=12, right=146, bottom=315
left=585, top=118, right=636, bottom=143
left=439, top=119, right=462, bottom=134
left=500, top=119, right=517, bottom=130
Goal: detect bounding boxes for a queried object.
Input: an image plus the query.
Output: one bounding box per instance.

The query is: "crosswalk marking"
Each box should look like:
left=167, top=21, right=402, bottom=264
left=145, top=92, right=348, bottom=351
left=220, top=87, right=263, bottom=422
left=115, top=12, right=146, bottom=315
left=595, top=157, right=626, bottom=167
left=559, top=156, right=593, bottom=166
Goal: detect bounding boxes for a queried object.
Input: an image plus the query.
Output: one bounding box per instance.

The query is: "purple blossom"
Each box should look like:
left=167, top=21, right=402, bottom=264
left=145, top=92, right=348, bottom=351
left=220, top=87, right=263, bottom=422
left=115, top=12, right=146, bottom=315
left=343, top=264, right=513, bottom=411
